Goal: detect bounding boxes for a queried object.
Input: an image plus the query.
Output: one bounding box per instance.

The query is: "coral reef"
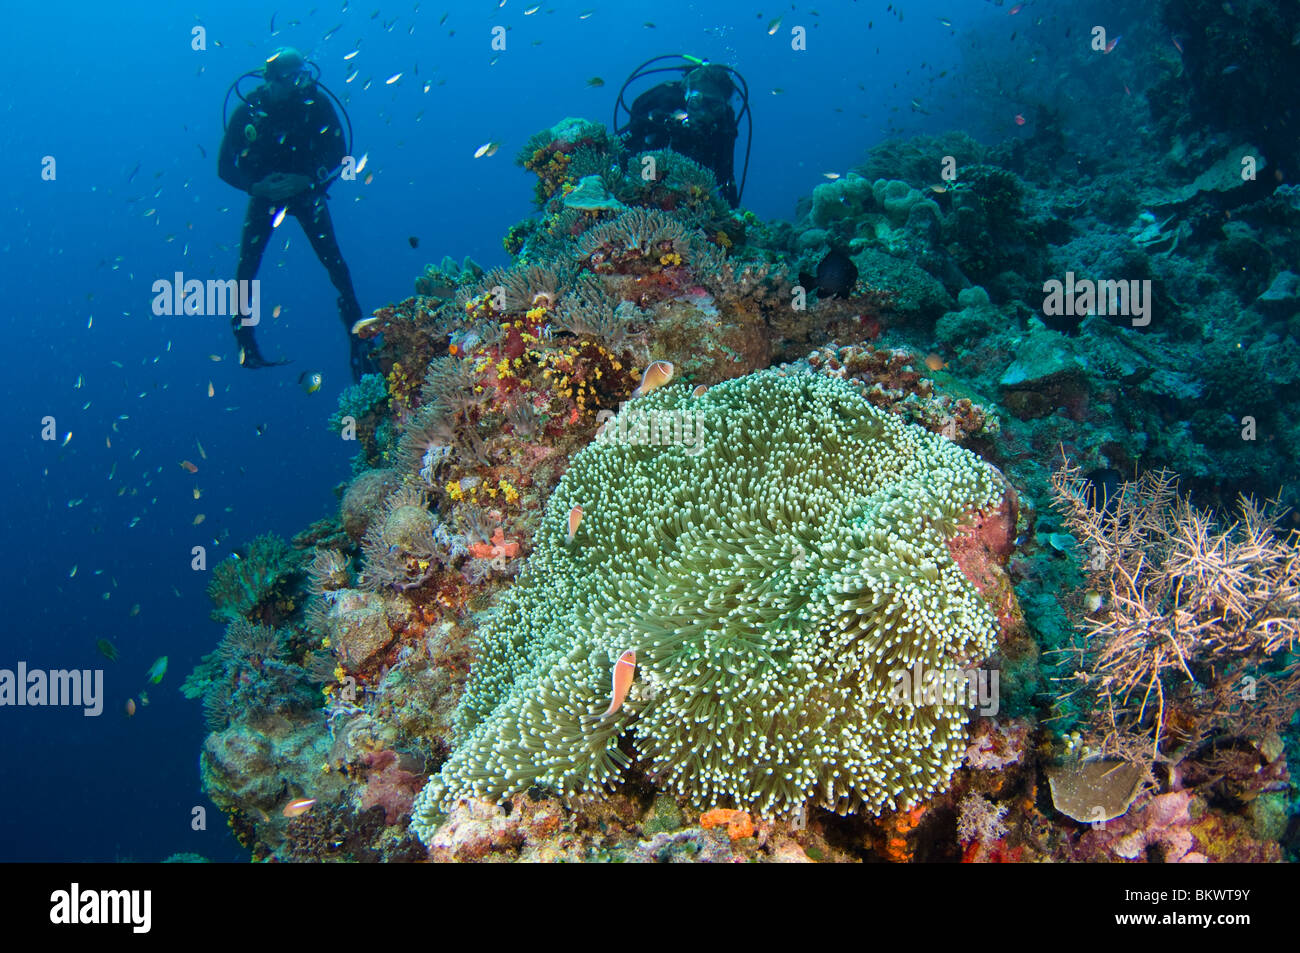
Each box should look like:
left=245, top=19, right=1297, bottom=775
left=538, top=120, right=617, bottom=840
left=186, top=101, right=1300, bottom=864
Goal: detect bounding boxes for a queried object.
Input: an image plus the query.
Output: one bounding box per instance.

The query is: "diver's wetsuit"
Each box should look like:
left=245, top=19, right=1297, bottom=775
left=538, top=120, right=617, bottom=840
left=625, top=80, right=739, bottom=206
left=218, top=85, right=370, bottom=378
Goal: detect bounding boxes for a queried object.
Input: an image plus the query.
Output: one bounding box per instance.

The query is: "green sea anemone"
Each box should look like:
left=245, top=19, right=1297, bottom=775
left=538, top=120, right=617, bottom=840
left=411, top=370, right=1010, bottom=842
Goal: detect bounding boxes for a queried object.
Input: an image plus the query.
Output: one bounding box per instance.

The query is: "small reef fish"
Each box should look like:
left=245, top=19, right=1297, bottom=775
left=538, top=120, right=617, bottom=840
left=632, top=360, right=674, bottom=397
left=282, top=797, right=316, bottom=818
left=473, top=141, right=500, bottom=159
left=299, top=371, right=323, bottom=394
left=1171, top=36, right=1183, bottom=54
left=196, top=439, right=207, bottom=460
left=1014, top=113, right=1027, bottom=126
left=124, top=698, right=136, bottom=718
left=193, top=513, right=206, bottom=526
left=272, top=206, right=288, bottom=228
left=179, top=460, right=199, bottom=473
left=822, top=172, right=841, bottom=180
left=1008, top=3, right=1025, bottom=14
left=567, top=505, right=584, bottom=544
left=207, top=380, right=214, bottom=398
left=767, top=15, right=783, bottom=35
left=385, top=72, right=402, bottom=85
left=691, top=384, right=708, bottom=397
left=924, top=353, right=947, bottom=371
left=800, top=249, right=858, bottom=299
left=352, top=316, right=383, bottom=338
left=1083, top=589, right=1104, bottom=612
left=1104, top=34, right=1122, bottom=54
left=146, top=656, right=168, bottom=684
left=96, top=638, right=119, bottom=662
left=585, top=76, right=604, bottom=88
left=602, top=649, right=637, bottom=718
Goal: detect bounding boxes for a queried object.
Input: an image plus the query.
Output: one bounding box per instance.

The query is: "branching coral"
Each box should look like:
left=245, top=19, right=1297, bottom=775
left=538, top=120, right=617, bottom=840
left=329, top=374, right=389, bottom=434
left=207, top=534, right=303, bottom=625
left=181, top=619, right=323, bottom=731
left=1050, top=462, right=1300, bottom=758
left=411, top=370, right=1015, bottom=842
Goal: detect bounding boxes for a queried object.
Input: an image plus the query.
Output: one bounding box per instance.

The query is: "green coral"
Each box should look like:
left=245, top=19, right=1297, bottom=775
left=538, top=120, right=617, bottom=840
left=329, top=374, right=388, bottom=433
left=411, top=370, right=1007, bottom=841
left=330, top=374, right=390, bottom=472
left=182, top=618, right=324, bottom=731
left=206, top=533, right=302, bottom=624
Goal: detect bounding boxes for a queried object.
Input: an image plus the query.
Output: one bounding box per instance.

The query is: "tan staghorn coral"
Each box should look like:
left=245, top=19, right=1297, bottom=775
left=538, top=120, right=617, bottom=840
left=1050, top=462, right=1300, bottom=758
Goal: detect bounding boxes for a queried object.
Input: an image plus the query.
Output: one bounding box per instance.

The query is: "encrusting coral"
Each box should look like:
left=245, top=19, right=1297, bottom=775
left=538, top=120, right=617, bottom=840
left=411, top=369, right=1017, bottom=842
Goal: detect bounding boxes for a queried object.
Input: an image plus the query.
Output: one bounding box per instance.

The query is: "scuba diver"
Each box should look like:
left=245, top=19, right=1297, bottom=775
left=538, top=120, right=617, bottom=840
left=219, top=47, right=376, bottom=382
left=614, top=55, right=752, bottom=207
